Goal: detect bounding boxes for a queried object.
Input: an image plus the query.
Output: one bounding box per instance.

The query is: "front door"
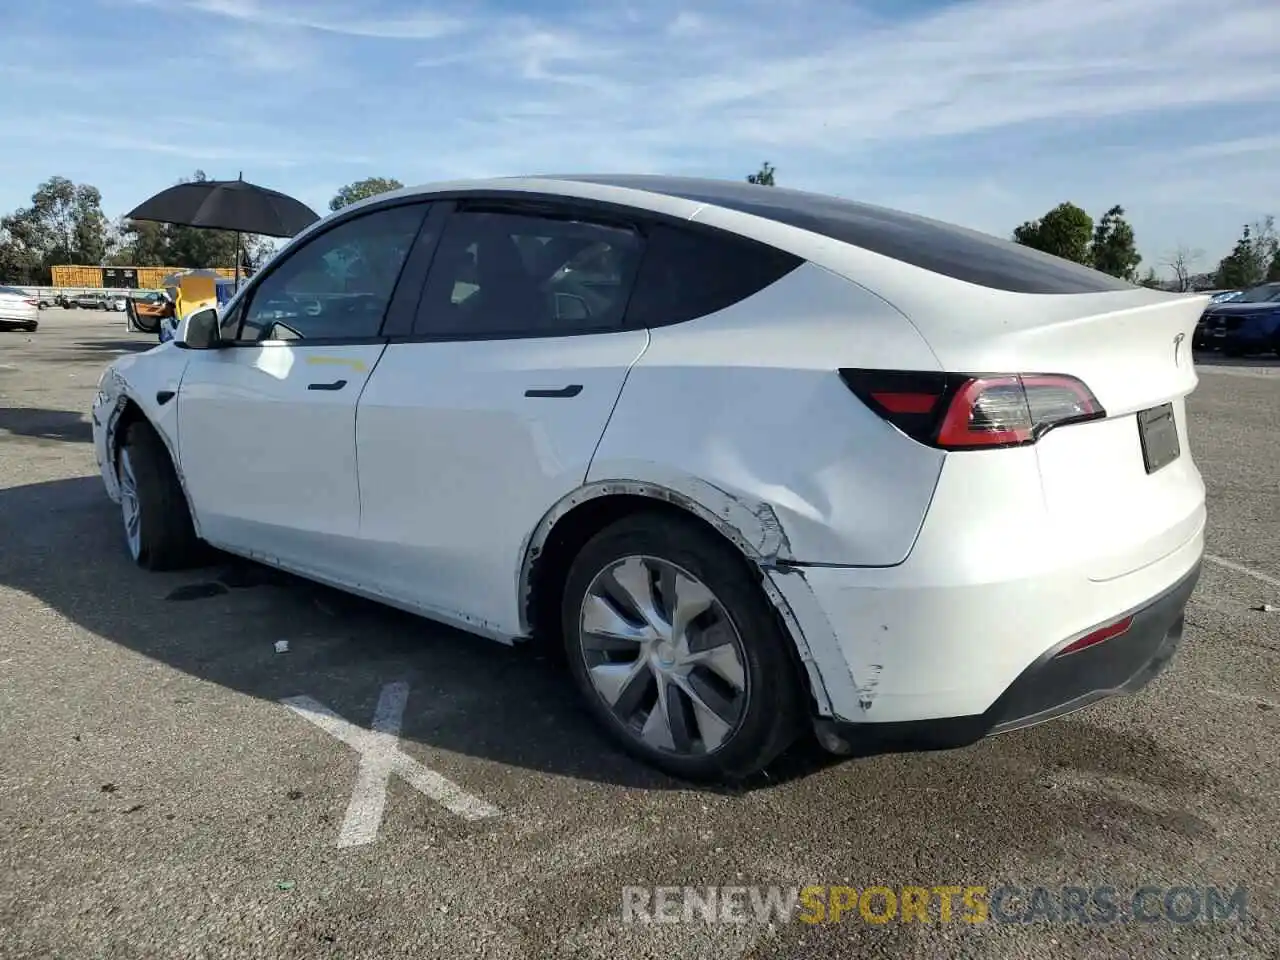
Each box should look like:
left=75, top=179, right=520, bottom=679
left=355, top=202, right=650, bottom=635
left=176, top=201, right=431, bottom=580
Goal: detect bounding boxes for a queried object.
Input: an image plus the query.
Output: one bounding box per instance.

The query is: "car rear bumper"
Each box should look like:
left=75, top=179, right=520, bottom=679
left=809, top=558, right=1201, bottom=753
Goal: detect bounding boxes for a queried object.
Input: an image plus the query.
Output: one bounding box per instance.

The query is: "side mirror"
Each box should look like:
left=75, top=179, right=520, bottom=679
left=174, top=308, right=222, bottom=350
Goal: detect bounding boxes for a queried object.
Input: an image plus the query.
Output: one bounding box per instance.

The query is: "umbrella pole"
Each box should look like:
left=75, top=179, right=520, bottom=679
left=235, top=172, right=244, bottom=292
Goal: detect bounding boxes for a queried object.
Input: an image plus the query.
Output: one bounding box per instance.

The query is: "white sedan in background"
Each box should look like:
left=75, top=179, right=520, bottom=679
left=0, top=286, right=40, bottom=331
left=90, top=175, right=1206, bottom=781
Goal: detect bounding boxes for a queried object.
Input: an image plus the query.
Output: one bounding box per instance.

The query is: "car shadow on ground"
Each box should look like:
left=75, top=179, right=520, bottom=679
left=37, top=339, right=156, bottom=365
left=0, top=407, right=93, bottom=443
left=0, top=475, right=852, bottom=793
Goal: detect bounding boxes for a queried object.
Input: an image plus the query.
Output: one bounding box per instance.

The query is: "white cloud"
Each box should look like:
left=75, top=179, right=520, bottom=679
left=9, top=0, right=1280, bottom=264
left=155, top=0, right=464, bottom=39
left=1180, top=136, right=1280, bottom=160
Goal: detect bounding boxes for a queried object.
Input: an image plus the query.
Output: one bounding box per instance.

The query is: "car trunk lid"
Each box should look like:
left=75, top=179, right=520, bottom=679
left=904, top=288, right=1207, bottom=580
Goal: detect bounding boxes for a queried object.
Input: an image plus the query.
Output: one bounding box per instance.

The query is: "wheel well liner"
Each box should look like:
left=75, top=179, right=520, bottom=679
left=104, top=396, right=202, bottom=539
left=520, top=484, right=825, bottom=713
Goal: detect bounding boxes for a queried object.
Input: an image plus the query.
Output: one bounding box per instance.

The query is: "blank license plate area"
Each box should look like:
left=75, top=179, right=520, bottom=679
left=1137, top=403, right=1180, bottom=474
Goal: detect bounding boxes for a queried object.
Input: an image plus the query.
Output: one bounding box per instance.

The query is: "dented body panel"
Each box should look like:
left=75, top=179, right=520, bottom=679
left=586, top=263, right=947, bottom=567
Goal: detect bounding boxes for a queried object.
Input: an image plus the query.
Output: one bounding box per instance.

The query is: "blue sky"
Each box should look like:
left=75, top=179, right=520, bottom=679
left=2, top=0, right=1278, bottom=276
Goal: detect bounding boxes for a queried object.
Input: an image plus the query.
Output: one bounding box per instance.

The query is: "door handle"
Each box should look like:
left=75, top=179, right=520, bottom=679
left=525, top=384, right=582, bottom=398
left=308, top=379, right=348, bottom=391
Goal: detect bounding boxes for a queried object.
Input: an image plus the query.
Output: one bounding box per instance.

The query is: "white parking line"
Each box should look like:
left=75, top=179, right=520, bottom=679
left=1205, top=554, right=1280, bottom=591
left=282, top=682, right=499, bottom=848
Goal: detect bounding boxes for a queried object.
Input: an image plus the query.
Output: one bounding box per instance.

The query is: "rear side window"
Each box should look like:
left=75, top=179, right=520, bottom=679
left=625, top=223, right=802, bottom=328
left=414, top=209, right=644, bottom=339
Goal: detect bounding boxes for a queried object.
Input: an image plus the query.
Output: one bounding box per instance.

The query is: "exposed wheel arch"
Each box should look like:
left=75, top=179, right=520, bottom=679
left=104, top=396, right=202, bottom=540
left=521, top=483, right=828, bottom=716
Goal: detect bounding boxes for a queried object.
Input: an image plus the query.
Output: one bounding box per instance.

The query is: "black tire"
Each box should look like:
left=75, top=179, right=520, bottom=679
left=561, top=513, right=804, bottom=782
left=118, top=421, right=206, bottom=570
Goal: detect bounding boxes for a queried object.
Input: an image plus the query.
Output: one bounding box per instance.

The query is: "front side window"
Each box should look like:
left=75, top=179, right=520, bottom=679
left=232, top=203, right=428, bottom=343
left=414, top=209, right=643, bottom=338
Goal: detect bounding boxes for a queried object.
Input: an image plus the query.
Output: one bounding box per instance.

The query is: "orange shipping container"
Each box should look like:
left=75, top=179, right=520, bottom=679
left=50, top=265, right=104, bottom=288
left=135, top=266, right=237, bottom=289
left=52, top=264, right=238, bottom=289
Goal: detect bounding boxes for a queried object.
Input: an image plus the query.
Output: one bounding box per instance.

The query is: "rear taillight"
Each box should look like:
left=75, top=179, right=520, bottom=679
left=24, top=298, right=38, bottom=306
left=839, top=369, right=1105, bottom=450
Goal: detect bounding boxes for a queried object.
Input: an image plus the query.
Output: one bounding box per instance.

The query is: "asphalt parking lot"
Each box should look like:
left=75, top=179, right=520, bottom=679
left=2, top=310, right=1278, bottom=959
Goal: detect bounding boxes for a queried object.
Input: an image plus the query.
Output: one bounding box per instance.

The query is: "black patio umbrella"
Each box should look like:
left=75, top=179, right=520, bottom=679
left=125, top=173, right=320, bottom=287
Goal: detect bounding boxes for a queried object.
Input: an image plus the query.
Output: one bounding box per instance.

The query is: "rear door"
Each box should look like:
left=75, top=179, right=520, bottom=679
left=355, top=199, right=650, bottom=636
left=176, top=201, right=431, bottom=580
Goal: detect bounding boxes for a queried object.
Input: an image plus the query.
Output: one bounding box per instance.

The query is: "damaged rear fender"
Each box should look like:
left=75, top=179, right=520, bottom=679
left=517, top=475, right=864, bottom=720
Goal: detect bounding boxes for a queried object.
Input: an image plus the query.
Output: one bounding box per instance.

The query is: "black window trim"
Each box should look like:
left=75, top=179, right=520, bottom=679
left=383, top=189, right=803, bottom=344
left=217, top=197, right=437, bottom=348
left=401, top=197, right=649, bottom=343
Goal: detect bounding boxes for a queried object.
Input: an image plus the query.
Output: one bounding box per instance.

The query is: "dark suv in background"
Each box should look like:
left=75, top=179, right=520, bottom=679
left=1197, top=282, right=1280, bottom=356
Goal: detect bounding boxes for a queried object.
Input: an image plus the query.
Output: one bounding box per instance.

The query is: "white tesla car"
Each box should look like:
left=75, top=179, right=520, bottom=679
left=91, top=175, right=1206, bottom=780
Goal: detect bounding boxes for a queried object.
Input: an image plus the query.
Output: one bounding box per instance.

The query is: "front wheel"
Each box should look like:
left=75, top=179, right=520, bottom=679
left=561, top=513, right=804, bottom=781
left=117, top=421, right=206, bottom=570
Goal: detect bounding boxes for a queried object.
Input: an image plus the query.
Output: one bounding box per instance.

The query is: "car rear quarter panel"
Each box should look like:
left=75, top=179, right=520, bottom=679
left=588, top=262, right=947, bottom=566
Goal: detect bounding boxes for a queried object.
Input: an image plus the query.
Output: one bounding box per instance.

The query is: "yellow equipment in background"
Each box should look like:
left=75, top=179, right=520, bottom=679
left=162, top=269, right=220, bottom=321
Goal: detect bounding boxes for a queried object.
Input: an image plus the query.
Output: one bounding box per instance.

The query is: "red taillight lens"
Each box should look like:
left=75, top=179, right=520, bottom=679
left=1054, top=615, right=1133, bottom=658
left=839, top=369, right=1105, bottom=450
left=24, top=298, right=38, bottom=306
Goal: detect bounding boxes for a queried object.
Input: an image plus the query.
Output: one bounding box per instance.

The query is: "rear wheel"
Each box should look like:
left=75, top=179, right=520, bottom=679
left=117, top=421, right=206, bottom=570
left=561, top=513, right=803, bottom=781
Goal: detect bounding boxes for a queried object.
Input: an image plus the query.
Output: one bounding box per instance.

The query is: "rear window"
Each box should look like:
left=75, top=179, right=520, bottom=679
left=557, top=175, right=1135, bottom=295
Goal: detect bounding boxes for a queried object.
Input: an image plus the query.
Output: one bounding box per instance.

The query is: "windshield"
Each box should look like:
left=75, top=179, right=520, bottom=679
left=1234, top=282, right=1280, bottom=303
left=0, top=285, right=23, bottom=295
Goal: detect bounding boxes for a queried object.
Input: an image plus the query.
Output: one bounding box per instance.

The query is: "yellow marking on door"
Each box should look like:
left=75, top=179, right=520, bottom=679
left=306, top=356, right=368, bottom=373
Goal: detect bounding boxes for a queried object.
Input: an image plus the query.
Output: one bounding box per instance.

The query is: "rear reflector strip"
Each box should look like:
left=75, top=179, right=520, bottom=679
left=1054, top=615, right=1134, bottom=658
left=868, top=390, right=939, bottom=415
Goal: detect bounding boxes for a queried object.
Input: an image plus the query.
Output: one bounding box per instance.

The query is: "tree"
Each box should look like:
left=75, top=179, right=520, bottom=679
left=1162, top=243, right=1203, bottom=292
left=746, top=162, right=776, bottom=186
left=1090, top=205, right=1142, bottom=280
left=1138, top=268, right=1163, bottom=289
left=1214, top=217, right=1279, bottom=289
left=1012, top=202, right=1093, bottom=265
left=330, top=177, right=404, bottom=212
left=117, top=219, right=170, bottom=266
left=0, top=176, right=109, bottom=282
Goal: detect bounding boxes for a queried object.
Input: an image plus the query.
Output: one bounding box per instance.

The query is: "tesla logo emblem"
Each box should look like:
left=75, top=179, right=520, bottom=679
left=1173, top=333, right=1185, bottom=367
